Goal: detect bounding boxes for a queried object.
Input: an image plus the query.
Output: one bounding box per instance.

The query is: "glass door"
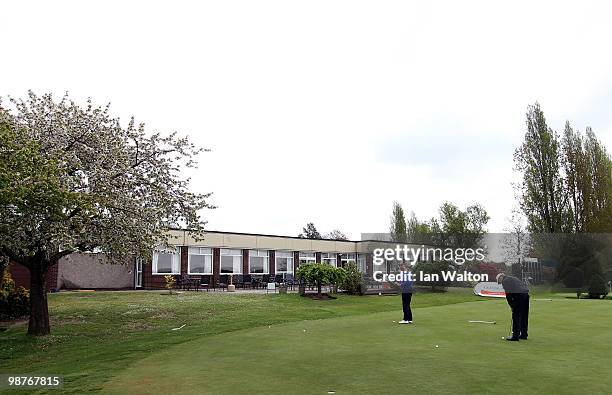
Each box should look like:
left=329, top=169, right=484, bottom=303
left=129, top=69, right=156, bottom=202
left=135, top=258, right=143, bottom=288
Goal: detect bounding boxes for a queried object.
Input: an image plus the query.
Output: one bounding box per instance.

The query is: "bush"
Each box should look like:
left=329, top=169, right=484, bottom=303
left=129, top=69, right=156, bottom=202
left=296, top=263, right=341, bottom=296
left=329, top=266, right=346, bottom=293
left=588, top=274, right=608, bottom=299
left=340, top=262, right=365, bottom=295
left=164, top=275, right=176, bottom=295
left=561, top=266, right=584, bottom=298
left=0, top=271, right=30, bottom=318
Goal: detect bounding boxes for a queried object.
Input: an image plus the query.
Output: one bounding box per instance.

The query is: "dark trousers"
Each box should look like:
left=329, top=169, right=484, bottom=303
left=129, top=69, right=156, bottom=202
left=506, top=293, right=529, bottom=338
left=402, top=292, right=413, bottom=321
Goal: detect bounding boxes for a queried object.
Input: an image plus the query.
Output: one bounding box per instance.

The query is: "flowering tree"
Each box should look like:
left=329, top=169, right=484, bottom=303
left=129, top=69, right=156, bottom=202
left=0, top=92, right=213, bottom=335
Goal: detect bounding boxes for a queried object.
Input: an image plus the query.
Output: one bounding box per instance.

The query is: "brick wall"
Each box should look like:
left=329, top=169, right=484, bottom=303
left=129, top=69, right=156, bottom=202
left=8, top=261, right=57, bottom=292
left=269, top=250, right=275, bottom=276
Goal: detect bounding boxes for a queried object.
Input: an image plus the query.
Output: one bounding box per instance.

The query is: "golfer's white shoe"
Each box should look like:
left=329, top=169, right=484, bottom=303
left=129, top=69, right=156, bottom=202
left=408, top=321, right=413, bottom=324
left=398, top=320, right=410, bottom=324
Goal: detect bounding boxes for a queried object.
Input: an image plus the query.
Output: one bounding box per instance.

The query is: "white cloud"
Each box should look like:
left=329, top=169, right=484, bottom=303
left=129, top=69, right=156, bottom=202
left=2, top=0, right=611, bottom=238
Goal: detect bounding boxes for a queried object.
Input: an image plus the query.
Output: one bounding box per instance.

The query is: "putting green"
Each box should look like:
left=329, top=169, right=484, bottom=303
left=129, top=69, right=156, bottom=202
left=103, top=298, right=612, bottom=394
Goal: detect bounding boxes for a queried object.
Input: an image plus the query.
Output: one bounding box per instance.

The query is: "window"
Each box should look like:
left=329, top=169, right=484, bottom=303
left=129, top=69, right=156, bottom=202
left=153, top=248, right=180, bottom=275
left=357, top=253, right=367, bottom=273
left=275, top=251, right=294, bottom=273
left=249, top=250, right=269, bottom=274
left=321, top=252, right=337, bottom=267
left=340, top=253, right=356, bottom=267
left=220, top=249, right=243, bottom=274
left=299, top=252, right=316, bottom=265
left=188, top=247, right=213, bottom=274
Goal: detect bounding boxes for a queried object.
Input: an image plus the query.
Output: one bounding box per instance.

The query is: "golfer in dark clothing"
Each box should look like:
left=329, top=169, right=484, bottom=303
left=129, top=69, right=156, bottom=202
left=399, top=265, right=414, bottom=324
left=497, top=273, right=529, bottom=341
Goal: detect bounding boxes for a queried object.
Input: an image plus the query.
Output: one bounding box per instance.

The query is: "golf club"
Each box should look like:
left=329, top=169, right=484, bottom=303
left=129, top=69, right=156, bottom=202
left=468, top=320, right=496, bottom=324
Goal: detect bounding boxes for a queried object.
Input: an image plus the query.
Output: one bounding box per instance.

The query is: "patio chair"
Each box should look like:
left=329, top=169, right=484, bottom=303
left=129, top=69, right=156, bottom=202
left=285, top=274, right=295, bottom=290
left=234, top=274, right=244, bottom=289
left=217, top=274, right=228, bottom=291
left=199, top=275, right=211, bottom=292
left=242, top=274, right=253, bottom=289
left=177, top=275, right=190, bottom=291
left=251, top=275, right=263, bottom=289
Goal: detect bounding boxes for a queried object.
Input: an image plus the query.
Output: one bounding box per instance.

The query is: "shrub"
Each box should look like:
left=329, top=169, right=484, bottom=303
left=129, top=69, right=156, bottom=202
left=296, top=263, right=338, bottom=296
left=0, top=271, right=30, bottom=319
left=164, top=275, right=176, bottom=294
left=561, top=267, right=584, bottom=298
left=339, top=262, right=365, bottom=295
left=329, top=266, right=346, bottom=293
left=588, top=274, right=608, bottom=299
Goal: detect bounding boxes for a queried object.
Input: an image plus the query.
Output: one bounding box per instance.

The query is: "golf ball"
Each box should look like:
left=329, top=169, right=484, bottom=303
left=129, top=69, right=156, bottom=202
left=435, top=345, right=439, bottom=348
left=502, top=336, right=505, bottom=340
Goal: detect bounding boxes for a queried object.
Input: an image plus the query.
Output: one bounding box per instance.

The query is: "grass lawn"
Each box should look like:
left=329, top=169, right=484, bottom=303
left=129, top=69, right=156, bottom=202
left=2, top=288, right=611, bottom=394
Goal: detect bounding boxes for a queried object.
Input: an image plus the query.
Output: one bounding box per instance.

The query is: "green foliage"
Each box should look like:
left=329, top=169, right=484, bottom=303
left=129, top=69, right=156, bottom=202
left=407, top=211, right=432, bottom=244
left=389, top=201, right=408, bottom=243
left=413, top=261, right=452, bottom=291
left=430, top=202, right=490, bottom=248
left=296, top=263, right=342, bottom=295
left=588, top=273, right=608, bottom=299
left=329, top=266, right=346, bottom=287
left=515, top=103, right=611, bottom=233
left=562, top=123, right=612, bottom=232
left=514, top=102, right=569, bottom=233
left=339, top=262, right=365, bottom=295
left=0, top=271, right=30, bottom=318
left=561, top=266, right=584, bottom=300
left=298, top=222, right=321, bottom=239
left=402, top=203, right=489, bottom=248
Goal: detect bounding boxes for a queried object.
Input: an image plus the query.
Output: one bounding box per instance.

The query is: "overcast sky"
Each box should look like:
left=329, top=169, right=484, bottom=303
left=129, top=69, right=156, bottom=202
left=3, top=1, right=612, bottom=239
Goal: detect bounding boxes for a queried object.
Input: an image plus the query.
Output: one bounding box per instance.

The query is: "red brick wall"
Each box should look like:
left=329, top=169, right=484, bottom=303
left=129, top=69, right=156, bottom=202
left=242, top=250, right=249, bottom=275
left=181, top=246, right=188, bottom=274
left=8, top=261, right=57, bottom=292
left=366, top=253, right=373, bottom=276
left=142, top=248, right=187, bottom=289
left=293, top=251, right=300, bottom=271
left=213, top=248, right=220, bottom=282
left=142, top=256, right=168, bottom=289
left=269, top=250, right=275, bottom=276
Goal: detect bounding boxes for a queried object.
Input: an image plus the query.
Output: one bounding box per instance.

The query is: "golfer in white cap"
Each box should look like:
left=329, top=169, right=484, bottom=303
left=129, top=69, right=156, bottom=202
left=497, top=272, right=530, bottom=341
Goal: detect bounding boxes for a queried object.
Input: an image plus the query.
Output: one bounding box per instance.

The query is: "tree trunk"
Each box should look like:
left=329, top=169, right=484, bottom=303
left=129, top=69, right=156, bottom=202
left=28, top=264, right=50, bottom=336
left=317, top=282, right=322, bottom=296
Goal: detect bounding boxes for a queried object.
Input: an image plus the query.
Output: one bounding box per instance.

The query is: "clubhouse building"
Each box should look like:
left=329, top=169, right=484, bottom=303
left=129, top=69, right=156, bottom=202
left=9, top=229, right=406, bottom=291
